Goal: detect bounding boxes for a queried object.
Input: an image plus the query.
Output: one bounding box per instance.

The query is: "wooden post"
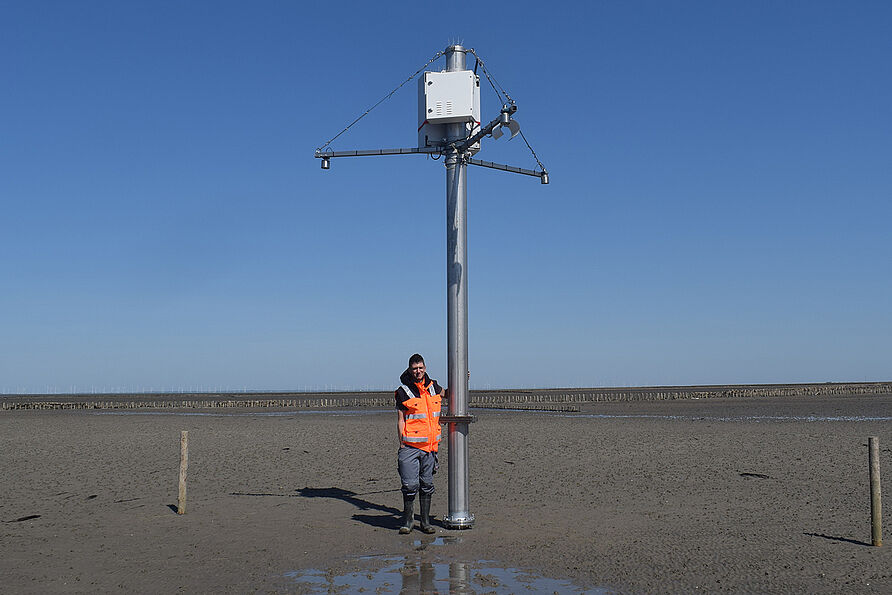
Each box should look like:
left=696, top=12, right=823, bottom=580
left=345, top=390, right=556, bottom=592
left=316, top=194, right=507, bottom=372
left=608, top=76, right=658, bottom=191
left=869, top=436, right=882, bottom=546
left=178, top=430, right=189, bottom=515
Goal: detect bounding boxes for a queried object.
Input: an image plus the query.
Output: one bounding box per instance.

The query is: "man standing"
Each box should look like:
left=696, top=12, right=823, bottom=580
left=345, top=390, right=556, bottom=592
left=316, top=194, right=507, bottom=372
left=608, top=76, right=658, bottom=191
left=395, top=353, right=444, bottom=534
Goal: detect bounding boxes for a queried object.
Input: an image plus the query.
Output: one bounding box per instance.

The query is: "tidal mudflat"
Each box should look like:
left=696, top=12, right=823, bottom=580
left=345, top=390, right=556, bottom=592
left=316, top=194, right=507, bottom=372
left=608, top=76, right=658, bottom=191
left=2, top=394, right=891, bottom=593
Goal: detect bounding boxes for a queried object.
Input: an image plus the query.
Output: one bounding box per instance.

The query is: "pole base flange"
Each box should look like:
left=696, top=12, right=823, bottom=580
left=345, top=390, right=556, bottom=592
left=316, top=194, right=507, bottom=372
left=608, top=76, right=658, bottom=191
left=443, top=513, right=475, bottom=529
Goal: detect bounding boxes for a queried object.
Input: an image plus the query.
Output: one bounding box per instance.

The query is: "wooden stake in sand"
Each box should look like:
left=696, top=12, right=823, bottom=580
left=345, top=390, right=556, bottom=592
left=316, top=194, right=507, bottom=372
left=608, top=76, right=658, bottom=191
left=178, top=430, right=189, bottom=515
left=869, top=436, right=882, bottom=546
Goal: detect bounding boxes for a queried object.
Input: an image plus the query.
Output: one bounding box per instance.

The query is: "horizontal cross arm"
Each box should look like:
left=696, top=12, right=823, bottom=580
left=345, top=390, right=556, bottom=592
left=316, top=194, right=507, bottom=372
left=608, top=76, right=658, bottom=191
left=466, top=158, right=548, bottom=182
left=315, top=147, right=441, bottom=158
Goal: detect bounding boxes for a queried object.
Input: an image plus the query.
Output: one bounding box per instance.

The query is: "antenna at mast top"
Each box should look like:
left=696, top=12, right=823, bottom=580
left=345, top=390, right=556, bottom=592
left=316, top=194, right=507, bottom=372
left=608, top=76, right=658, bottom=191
left=445, top=45, right=467, bottom=71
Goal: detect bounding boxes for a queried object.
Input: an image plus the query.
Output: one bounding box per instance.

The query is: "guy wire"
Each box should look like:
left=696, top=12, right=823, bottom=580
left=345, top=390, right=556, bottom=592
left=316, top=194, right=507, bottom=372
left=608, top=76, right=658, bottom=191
left=317, top=51, right=444, bottom=152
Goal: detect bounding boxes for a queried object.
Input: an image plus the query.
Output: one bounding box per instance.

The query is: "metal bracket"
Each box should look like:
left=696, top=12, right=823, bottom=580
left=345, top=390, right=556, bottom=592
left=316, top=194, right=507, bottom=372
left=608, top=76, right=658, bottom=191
left=439, top=415, right=477, bottom=423
left=454, top=114, right=503, bottom=153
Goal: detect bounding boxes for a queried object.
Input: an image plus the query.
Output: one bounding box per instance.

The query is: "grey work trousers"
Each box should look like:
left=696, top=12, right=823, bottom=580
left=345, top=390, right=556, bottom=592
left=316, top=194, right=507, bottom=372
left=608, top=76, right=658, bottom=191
left=397, top=445, right=438, bottom=497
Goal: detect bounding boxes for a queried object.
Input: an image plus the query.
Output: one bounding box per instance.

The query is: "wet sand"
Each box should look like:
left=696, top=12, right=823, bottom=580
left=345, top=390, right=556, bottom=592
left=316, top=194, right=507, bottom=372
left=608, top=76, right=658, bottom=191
left=2, top=394, right=892, bottom=593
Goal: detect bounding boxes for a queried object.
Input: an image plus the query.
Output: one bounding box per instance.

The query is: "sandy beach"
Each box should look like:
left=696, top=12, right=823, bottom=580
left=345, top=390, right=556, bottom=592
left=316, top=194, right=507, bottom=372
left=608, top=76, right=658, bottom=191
left=2, top=394, right=892, bottom=593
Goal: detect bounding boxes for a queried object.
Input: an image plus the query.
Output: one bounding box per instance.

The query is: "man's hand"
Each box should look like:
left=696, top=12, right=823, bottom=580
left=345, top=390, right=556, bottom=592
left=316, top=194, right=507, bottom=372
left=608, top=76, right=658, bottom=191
left=397, top=408, right=405, bottom=445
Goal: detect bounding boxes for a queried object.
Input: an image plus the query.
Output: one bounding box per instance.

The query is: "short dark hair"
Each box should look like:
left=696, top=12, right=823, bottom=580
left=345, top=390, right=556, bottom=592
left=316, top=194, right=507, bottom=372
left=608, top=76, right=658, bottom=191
left=408, top=353, right=425, bottom=366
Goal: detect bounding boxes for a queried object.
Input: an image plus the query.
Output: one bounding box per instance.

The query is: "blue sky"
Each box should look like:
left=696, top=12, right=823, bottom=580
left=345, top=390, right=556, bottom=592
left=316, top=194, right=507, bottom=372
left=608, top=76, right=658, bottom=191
left=2, top=1, right=890, bottom=393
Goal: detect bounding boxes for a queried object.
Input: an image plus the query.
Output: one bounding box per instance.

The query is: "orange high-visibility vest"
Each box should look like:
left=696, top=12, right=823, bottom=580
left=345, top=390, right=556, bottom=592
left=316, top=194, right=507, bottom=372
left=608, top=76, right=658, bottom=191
left=399, top=382, right=442, bottom=452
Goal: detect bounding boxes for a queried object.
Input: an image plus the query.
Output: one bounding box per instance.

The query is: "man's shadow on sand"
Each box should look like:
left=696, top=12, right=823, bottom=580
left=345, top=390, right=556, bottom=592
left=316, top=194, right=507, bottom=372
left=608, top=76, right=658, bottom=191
left=229, top=486, right=443, bottom=530
left=298, top=487, right=408, bottom=530
left=229, top=486, right=409, bottom=529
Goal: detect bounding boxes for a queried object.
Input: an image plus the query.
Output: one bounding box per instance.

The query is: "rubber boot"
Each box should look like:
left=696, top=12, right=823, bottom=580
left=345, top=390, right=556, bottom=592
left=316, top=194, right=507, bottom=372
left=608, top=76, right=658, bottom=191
left=399, top=495, right=414, bottom=534
left=418, top=493, right=436, bottom=534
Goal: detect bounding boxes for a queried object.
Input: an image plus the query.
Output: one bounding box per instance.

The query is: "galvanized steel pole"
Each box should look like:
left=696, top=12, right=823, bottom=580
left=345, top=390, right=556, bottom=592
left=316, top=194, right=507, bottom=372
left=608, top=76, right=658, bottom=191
left=443, top=44, right=474, bottom=529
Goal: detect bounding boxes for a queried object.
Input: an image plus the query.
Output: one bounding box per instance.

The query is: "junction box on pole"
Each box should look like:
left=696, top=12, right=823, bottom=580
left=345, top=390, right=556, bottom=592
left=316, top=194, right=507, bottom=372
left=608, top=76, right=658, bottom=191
left=418, top=68, right=480, bottom=152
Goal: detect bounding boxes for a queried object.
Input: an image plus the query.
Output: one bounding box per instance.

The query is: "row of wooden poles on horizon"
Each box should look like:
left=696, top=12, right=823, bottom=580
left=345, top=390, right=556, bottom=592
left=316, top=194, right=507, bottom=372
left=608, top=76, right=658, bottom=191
left=174, top=430, right=886, bottom=547
left=5, top=383, right=892, bottom=411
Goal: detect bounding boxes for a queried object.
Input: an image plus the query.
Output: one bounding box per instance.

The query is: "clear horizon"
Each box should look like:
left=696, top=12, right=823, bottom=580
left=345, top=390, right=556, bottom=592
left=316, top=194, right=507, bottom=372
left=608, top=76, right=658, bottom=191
left=3, top=379, right=891, bottom=398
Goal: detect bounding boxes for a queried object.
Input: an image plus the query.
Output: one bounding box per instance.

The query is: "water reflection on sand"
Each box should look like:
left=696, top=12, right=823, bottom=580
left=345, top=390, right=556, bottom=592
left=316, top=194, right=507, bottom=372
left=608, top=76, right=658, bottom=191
left=285, top=534, right=607, bottom=594
left=284, top=557, right=608, bottom=594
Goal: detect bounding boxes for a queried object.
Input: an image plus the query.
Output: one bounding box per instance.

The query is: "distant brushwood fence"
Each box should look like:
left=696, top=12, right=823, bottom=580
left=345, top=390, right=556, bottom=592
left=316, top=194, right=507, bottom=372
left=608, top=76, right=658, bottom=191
left=2, top=382, right=890, bottom=411
left=0, top=396, right=394, bottom=411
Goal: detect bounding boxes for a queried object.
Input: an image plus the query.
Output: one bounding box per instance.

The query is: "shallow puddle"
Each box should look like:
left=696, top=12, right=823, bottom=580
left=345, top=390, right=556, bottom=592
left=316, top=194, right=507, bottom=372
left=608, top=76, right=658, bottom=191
left=284, top=555, right=608, bottom=594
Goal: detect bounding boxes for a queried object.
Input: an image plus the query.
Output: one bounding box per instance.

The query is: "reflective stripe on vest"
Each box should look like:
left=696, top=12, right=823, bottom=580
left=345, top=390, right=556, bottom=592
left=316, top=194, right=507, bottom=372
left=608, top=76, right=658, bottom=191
left=401, top=382, right=437, bottom=399
left=403, top=435, right=428, bottom=443
left=406, top=413, right=426, bottom=419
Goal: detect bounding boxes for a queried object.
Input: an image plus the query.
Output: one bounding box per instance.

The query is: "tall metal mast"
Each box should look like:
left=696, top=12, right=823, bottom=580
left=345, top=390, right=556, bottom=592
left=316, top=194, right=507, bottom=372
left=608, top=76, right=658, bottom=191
left=315, top=44, right=547, bottom=530
left=442, top=45, right=473, bottom=529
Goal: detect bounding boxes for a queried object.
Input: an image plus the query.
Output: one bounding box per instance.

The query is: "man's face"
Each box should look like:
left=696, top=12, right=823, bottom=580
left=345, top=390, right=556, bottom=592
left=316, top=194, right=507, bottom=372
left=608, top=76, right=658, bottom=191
left=410, top=361, right=426, bottom=382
